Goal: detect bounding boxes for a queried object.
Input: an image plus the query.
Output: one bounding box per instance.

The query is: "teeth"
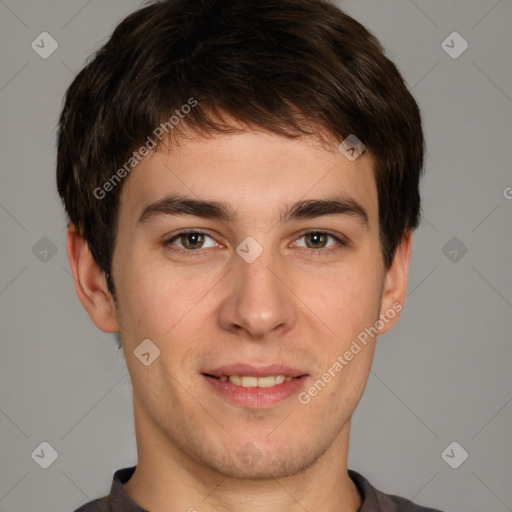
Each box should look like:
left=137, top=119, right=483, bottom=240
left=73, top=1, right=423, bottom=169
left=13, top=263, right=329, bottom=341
left=229, top=375, right=242, bottom=386
left=222, top=375, right=291, bottom=387
left=254, top=376, right=275, bottom=388
left=241, top=376, right=258, bottom=387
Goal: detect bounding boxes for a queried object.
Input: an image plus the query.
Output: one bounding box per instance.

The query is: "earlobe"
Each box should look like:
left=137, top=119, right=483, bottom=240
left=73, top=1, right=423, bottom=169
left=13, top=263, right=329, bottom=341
left=378, top=231, right=413, bottom=335
left=66, top=224, right=119, bottom=333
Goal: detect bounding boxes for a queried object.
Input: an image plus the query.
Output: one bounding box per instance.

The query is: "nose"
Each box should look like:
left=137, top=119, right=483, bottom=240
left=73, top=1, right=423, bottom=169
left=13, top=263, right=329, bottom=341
left=218, top=243, right=297, bottom=339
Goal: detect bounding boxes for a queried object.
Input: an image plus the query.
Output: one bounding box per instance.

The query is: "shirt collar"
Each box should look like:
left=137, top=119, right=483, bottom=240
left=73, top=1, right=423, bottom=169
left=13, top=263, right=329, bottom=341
left=110, top=466, right=148, bottom=512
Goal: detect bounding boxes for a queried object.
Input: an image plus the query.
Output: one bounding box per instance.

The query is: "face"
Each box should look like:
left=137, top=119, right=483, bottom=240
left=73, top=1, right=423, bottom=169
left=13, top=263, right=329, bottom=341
left=73, top=128, right=410, bottom=480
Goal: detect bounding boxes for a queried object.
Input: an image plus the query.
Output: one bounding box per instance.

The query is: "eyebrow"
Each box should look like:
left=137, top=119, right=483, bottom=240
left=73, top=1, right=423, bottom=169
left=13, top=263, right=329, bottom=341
left=137, top=193, right=369, bottom=228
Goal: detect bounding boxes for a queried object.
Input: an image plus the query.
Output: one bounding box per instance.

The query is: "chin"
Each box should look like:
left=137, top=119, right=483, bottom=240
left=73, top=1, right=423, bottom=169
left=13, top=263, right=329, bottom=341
left=200, top=443, right=325, bottom=481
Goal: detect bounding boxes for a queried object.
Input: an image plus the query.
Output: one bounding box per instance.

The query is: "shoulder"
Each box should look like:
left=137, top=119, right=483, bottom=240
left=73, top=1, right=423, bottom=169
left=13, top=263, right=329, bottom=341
left=72, top=466, right=139, bottom=512
left=349, top=470, right=446, bottom=512
left=73, top=496, right=110, bottom=512
left=373, top=490, right=446, bottom=512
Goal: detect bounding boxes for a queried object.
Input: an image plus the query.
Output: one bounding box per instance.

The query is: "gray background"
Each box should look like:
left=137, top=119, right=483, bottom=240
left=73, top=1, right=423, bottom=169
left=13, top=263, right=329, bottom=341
left=0, top=0, right=511, bottom=511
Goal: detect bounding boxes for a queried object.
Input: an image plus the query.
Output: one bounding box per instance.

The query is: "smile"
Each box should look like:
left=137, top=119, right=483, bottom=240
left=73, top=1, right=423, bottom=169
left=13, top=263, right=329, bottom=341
left=206, top=374, right=294, bottom=387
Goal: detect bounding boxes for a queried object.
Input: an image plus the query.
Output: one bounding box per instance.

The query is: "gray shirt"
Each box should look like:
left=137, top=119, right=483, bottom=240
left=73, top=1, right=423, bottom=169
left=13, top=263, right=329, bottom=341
left=74, top=466, right=445, bottom=512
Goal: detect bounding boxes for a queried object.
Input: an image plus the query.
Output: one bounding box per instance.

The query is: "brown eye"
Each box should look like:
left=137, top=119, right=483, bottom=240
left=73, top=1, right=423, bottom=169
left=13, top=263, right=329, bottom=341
left=165, top=230, right=217, bottom=252
left=294, top=231, right=348, bottom=257
left=304, top=232, right=329, bottom=249
left=179, top=232, right=205, bottom=250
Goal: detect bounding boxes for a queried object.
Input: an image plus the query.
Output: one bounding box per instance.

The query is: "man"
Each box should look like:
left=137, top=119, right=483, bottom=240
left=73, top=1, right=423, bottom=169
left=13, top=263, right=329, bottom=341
left=57, top=0, right=444, bottom=510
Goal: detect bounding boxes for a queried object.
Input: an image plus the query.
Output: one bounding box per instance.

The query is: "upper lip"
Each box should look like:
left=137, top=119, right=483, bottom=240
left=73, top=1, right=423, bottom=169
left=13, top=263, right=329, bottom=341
left=203, top=364, right=307, bottom=378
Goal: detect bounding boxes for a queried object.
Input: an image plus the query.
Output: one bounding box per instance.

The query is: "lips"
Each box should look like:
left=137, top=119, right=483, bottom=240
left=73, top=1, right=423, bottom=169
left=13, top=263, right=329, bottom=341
left=201, top=364, right=309, bottom=407
left=203, top=369, right=309, bottom=408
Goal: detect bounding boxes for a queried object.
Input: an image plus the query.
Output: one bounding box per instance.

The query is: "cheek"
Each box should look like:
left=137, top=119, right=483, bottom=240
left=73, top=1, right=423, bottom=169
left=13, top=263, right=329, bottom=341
left=304, top=260, right=383, bottom=333
left=117, top=253, right=219, bottom=344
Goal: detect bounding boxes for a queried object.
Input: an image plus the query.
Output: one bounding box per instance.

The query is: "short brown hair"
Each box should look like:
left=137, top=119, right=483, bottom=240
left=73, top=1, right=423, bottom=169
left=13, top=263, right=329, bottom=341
left=57, top=0, right=424, bottom=297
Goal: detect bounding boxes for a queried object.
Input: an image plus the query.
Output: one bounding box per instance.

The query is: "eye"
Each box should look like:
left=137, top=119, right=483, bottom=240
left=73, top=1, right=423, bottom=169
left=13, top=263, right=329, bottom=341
left=164, top=230, right=218, bottom=253
left=293, top=231, right=347, bottom=255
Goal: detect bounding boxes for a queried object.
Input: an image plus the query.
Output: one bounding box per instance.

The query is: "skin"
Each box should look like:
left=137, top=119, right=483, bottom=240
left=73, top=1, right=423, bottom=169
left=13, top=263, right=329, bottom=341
left=67, top=126, right=412, bottom=512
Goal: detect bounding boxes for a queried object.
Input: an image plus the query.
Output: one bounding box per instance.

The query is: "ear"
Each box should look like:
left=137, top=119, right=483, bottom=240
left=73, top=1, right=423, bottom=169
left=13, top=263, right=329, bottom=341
left=377, top=230, right=413, bottom=336
left=66, top=224, right=119, bottom=333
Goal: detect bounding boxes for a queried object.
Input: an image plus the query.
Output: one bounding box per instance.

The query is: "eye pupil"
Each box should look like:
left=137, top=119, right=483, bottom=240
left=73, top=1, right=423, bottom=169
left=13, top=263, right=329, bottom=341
left=306, top=232, right=327, bottom=248
left=182, top=232, right=204, bottom=249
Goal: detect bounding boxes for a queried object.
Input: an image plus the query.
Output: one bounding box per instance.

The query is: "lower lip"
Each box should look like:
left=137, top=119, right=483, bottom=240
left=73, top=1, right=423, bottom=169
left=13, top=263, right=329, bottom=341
left=203, top=375, right=308, bottom=408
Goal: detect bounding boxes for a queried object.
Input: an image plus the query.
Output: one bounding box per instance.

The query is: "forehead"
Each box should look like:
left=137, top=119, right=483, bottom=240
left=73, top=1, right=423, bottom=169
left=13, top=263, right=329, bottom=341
left=119, top=129, right=378, bottom=228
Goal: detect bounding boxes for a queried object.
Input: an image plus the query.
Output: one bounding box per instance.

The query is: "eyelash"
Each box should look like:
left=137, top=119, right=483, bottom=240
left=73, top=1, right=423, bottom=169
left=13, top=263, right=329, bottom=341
left=163, top=229, right=348, bottom=258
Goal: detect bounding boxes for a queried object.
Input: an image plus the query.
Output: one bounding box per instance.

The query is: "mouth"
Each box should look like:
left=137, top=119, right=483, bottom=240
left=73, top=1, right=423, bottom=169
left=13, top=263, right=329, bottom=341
left=203, top=374, right=295, bottom=387
left=201, top=364, right=309, bottom=408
